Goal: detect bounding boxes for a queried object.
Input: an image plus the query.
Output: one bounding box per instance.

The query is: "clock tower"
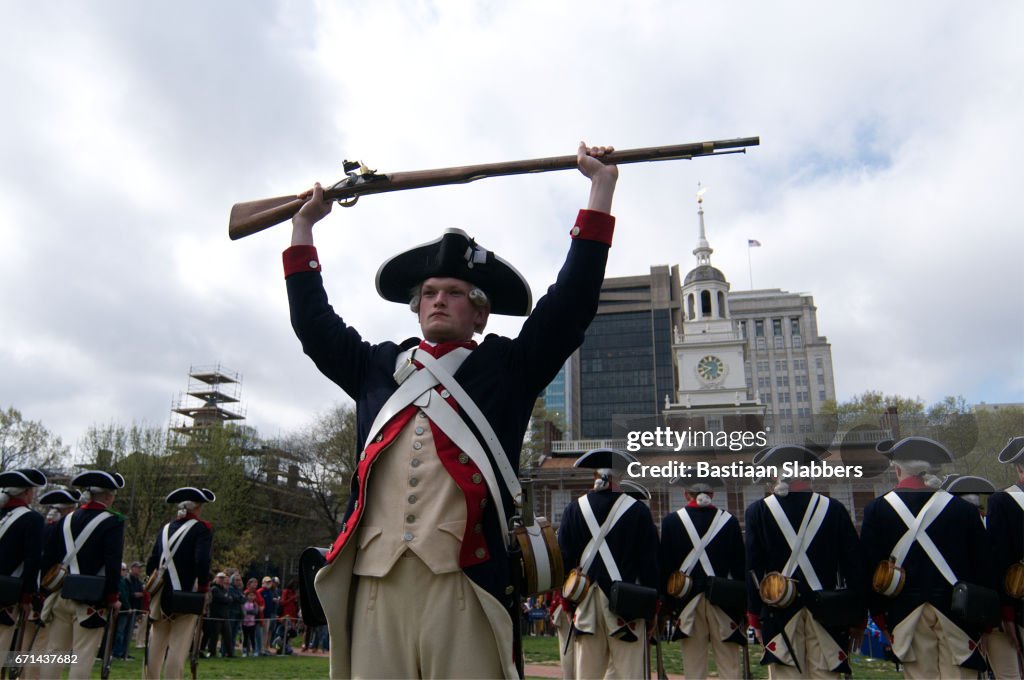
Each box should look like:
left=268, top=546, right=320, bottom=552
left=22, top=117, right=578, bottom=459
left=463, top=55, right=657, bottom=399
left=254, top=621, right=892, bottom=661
left=670, top=186, right=759, bottom=411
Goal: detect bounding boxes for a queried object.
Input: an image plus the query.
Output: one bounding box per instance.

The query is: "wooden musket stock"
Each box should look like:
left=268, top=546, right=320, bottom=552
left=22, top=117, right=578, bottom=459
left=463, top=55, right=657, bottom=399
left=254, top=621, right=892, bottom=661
left=228, top=136, right=759, bottom=240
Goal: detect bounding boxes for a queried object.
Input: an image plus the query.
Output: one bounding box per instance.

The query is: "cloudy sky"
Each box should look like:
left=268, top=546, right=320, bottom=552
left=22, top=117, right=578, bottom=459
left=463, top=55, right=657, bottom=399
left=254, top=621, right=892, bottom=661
left=1, top=1, right=1021, bottom=453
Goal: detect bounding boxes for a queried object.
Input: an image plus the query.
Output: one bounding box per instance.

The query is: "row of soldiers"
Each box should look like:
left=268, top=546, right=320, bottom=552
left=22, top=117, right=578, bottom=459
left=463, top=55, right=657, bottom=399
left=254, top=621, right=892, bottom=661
left=0, top=470, right=215, bottom=680
left=552, top=435, right=1024, bottom=679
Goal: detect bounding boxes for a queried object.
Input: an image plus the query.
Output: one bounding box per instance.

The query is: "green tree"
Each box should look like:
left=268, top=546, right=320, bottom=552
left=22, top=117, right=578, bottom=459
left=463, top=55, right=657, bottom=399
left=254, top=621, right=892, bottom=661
left=522, top=397, right=559, bottom=469
left=79, top=422, right=182, bottom=563
left=0, top=406, right=68, bottom=470
left=285, top=404, right=358, bottom=540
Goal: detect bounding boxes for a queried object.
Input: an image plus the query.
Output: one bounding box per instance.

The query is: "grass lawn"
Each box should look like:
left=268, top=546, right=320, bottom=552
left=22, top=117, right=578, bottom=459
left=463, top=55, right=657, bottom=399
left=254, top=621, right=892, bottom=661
left=50, top=636, right=907, bottom=679
left=522, top=634, right=907, bottom=679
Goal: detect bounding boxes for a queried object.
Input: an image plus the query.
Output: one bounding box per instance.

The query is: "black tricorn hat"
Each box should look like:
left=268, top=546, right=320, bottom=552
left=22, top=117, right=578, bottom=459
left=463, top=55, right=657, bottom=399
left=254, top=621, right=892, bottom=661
left=375, top=228, right=532, bottom=316
left=669, top=472, right=724, bottom=491
left=876, top=436, right=953, bottom=465
left=71, top=470, right=125, bottom=490
left=0, top=468, right=47, bottom=488
left=940, top=474, right=996, bottom=495
left=573, top=448, right=639, bottom=476
left=752, top=445, right=822, bottom=483
left=165, top=487, right=216, bottom=504
left=38, top=488, right=81, bottom=505
left=997, top=436, right=1024, bottom=464
left=619, top=479, right=651, bottom=501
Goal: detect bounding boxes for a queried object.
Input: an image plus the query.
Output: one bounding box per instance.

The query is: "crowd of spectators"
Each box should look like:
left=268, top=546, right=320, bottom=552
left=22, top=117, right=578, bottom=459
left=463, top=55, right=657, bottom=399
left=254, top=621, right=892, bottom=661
left=111, top=564, right=329, bottom=661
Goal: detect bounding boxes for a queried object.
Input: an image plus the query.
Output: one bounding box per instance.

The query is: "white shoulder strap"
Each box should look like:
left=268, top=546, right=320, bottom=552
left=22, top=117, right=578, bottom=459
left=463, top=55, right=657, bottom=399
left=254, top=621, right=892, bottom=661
left=1006, top=488, right=1024, bottom=512
left=883, top=490, right=958, bottom=586
left=0, top=507, right=31, bottom=577
left=161, top=519, right=199, bottom=590
left=578, top=494, right=635, bottom=581
left=763, top=493, right=830, bottom=590
left=0, top=506, right=30, bottom=541
left=412, top=350, right=522, bottom=503
left=677, top=508, right=731, bottom=577
left=62, top=512, right=114, bottom=575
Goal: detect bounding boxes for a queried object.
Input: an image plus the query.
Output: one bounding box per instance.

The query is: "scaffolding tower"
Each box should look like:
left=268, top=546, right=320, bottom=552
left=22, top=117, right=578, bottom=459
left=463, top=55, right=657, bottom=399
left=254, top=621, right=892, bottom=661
left=170, top=363, right=246, bottom=436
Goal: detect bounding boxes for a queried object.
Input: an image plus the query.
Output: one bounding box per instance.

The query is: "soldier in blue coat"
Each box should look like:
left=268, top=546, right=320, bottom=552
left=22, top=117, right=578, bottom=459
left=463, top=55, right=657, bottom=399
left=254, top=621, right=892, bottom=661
left=982, top=436, right=1024, bottom=679
left=144, top=487, right=215, bottom=680
left=39, top=470, right=125, bottom=680
left=557, top=448, right=659, bottom=679
left=659, top=474, right=745, bottom=680
left=744, top=445, right=863, bottom=678
left=286, top=142, right=619, bottom=679
left=0, top=469, right=47, bottom=659
left=860, top=436, right=994, bottom=678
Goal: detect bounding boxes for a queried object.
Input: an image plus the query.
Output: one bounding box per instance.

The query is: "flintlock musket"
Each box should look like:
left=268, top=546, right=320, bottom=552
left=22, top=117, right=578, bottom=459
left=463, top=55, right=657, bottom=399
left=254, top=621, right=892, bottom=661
left=228, top=136, right=759, bottom=240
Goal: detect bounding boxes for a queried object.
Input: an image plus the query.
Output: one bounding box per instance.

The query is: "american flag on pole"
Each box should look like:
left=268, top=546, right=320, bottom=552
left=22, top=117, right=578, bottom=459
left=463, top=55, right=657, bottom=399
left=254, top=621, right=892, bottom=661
left=748, top=239, right=762, bottom=247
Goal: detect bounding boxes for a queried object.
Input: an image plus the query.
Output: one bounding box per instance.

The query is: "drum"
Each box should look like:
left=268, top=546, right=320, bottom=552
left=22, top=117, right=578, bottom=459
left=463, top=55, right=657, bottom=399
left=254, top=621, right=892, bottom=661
left=759, top=571, right=797, bottom=608
left=514, top=517, right=564, bottom=596
left=562, top=567, right=592, bottom=605
left=40, top=564, right=66, bottom=592
left=1005, top=561, right=1024, bottom=600
left=144, top=569, right=164, bottom=595
left=666, top=571, right=693, bottom=598
left=872, top=557, right=906, bottom=597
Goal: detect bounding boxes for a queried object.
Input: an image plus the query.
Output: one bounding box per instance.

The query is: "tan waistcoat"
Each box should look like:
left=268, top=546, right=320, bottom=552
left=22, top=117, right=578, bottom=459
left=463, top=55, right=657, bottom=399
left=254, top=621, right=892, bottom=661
left=353, top=411, right=467, bottom=577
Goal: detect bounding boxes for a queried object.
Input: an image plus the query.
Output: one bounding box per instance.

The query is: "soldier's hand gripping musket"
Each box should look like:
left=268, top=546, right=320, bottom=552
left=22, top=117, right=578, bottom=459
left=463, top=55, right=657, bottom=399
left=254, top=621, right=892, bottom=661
left=228, top=136, right=758, bottom=240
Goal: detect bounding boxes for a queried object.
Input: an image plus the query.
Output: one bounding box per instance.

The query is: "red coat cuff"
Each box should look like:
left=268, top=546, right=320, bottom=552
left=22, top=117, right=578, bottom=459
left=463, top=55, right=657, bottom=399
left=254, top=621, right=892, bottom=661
left=746, top=612, right=760, bottom=628
left=1003, top=605, right=1016, bottom=622
left=283, top=245, right=322, bottom=277
left=197, top=584, right=210, bottom=593
left=21, top=593, right=33, bottom=605
left=106, top=592, right=120, bottom=604
left=571, top=210, right=614, bottom=246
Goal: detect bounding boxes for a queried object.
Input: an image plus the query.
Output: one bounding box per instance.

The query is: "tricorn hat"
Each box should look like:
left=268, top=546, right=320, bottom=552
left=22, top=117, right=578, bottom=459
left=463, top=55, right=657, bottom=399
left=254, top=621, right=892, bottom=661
left=752, top=445, right=822, bottom=483
left=573, top=448, right=639, bottom=476
left=876, top=436, right=953, bottom=465
left=619, top=479, right=651, bottom=501
left=165, top=487, right=216, bottom=504
left=669, top=470, right=723, bottom=492
left=940, top=474, right=996, bottom=495
left=0, top=468, right=47, bottom=488
left=997, top=436, right=1024, bottom=465
left=71, top=470, right=125, bottom=490
left=375, top=228, right=532, bottom=316
left=38, top=488, right=81, bottom=505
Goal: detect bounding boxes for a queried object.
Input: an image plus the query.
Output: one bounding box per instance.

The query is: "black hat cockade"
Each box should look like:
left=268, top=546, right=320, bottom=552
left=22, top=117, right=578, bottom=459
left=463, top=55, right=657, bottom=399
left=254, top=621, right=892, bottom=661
left=165, top=487, right=216, bottom=504
left=0, top=468, right=47, bottom=488
left=619, top=479, right=651, bottom=501
left=38, top=488, right=81, bottom=505
left=71, top=470, right=125, bottom=491
left=940, top=474, right=996, bottom=495
left=375, top=228, right=532, bottom=316
left=997, top=436, right=1024, bottom=465
left=876, top=436, right=954, bottom=465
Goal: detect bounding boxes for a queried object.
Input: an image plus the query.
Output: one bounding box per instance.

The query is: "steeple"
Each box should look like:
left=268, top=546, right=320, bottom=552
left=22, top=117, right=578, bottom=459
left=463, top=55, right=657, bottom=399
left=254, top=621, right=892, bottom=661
left=693, top=183, right=713, bottom=267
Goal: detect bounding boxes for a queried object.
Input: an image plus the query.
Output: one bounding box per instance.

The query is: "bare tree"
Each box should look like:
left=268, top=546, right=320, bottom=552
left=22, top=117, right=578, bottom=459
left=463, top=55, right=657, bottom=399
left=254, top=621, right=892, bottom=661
left=0, top=406, right=68, bottom=470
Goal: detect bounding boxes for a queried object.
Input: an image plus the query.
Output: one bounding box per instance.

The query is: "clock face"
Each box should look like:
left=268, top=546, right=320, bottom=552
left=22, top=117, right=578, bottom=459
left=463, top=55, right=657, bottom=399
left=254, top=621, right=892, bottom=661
left=696, top=355, right=726, bottom=383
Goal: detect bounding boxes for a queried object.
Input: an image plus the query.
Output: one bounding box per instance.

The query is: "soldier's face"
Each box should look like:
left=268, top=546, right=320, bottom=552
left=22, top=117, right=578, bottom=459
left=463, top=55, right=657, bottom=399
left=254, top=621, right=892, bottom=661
left=418, top=277, right=488, bottom=343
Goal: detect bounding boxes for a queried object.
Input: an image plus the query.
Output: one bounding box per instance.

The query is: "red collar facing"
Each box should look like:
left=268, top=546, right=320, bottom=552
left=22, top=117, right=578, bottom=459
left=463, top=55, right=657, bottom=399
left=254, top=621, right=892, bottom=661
left=417, top=340, right=477, bottom=358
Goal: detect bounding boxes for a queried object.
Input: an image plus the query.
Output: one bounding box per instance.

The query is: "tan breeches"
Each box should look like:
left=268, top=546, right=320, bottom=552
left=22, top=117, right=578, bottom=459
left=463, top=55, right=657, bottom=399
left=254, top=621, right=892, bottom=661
left=145, top=614, right=198, bottom=680
left=766, top=609, right=841, bottom=680
left=571, top=589, right=646, bottom=680
left=679, top=597, right=742, bottom=680
left=987, top=624, right=1024, bottom=680
left=897, top=605, right=976, bottom=680
left=350, top=552, right=503, bottom=679
left=21, top=621, right=48, bottom=680
left=39, top=597, right=104, bottom=680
